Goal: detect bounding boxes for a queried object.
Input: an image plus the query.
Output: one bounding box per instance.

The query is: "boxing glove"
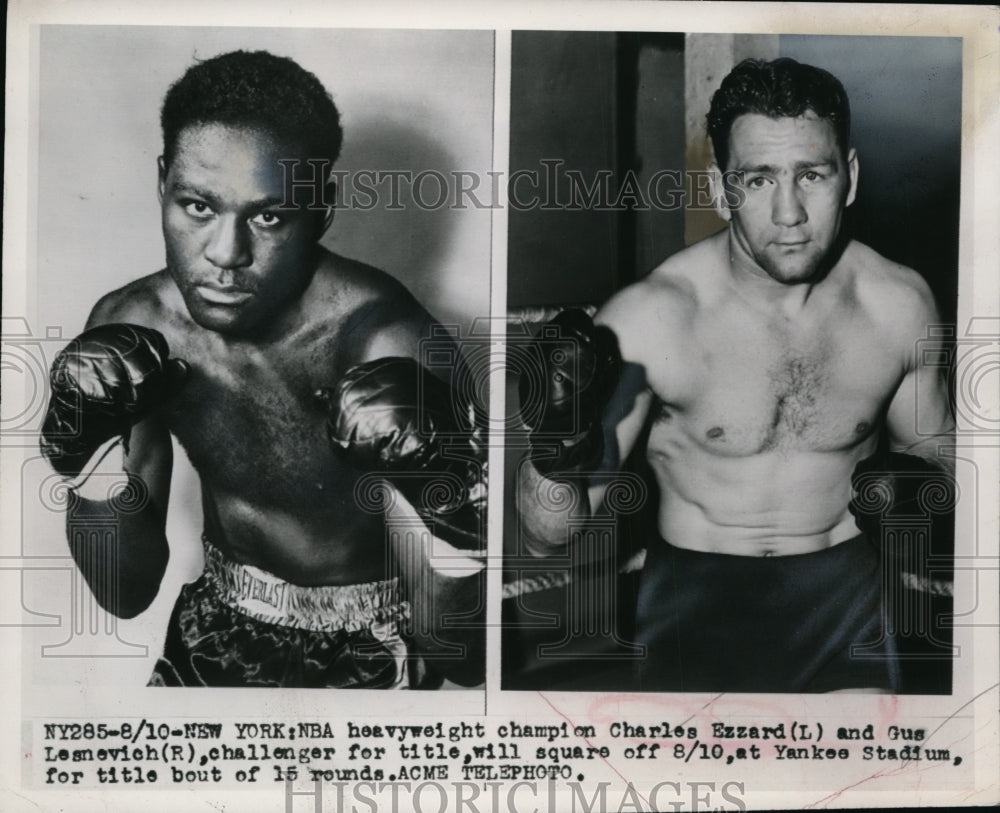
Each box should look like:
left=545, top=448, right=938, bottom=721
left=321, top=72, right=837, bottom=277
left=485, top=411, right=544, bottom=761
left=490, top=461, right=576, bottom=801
left=40, top=323, right=188, bottom=479
left=319, top=357, right=487, bottom=553
left=850, top=451, right=956, bottom=556
left=519, top=309, right=622, bottom=474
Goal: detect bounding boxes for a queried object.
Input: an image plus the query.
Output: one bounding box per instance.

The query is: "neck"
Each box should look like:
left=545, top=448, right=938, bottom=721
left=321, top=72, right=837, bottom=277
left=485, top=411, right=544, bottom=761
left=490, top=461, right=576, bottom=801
left=724, top=236, right=817, bottom=314
left=254, top=255, right=322, bottom=344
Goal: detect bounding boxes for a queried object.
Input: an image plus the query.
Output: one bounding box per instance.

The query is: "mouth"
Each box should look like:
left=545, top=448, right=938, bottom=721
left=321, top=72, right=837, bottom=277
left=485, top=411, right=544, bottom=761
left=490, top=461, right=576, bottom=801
left=773, top=240, right=810, bottom=249
left=194, top=285, right=254, bottom=306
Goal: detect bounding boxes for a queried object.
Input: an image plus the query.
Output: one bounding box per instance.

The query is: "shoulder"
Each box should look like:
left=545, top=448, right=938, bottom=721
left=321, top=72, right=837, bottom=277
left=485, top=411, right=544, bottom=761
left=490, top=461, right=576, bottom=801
left=311, top=252, right=426, bottom=319
left=86, top=271, right=177, bottom=329
left=310, top=251, right=437, bottom=362
left=596, top=240, right=710, bottom=362
left=843, top=242, right=942, bottom=367
left=846, top=242, right=940, bottom=330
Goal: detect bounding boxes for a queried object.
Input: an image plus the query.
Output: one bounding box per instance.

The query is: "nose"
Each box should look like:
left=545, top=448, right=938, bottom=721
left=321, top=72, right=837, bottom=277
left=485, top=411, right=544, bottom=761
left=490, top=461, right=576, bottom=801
left=771, top=181, right=807, bottom=227
left=204, top=214, right=252, bottom=270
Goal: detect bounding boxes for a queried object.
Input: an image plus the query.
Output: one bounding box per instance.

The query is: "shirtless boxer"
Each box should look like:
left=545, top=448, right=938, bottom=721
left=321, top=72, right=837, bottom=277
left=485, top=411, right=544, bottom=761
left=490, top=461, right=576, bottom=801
left=518, top=58, right=954, bottom=692
left=40, top=50, right=486, bottom=689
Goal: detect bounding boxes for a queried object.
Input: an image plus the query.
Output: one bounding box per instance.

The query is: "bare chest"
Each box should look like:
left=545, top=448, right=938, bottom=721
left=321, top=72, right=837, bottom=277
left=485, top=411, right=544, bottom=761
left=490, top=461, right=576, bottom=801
left=162, top=330, right=357, bottom=506
left=647, top=314, right=901, bottom=456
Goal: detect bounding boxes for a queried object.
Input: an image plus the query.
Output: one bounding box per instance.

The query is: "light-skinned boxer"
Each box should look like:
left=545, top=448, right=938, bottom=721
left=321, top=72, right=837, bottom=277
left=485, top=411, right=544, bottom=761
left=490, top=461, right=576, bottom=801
left=517, top=58, right=955, bottom=693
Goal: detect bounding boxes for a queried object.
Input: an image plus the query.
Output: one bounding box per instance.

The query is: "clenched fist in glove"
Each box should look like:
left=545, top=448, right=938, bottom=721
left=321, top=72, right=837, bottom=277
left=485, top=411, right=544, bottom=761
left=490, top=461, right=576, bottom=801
left=318, top=357, right=487, bottom=553
left=850, top=451, right=956, bottom=560
left=519, top=309, right=622, bottom=474
left=41, top=324, right=189, bottom=479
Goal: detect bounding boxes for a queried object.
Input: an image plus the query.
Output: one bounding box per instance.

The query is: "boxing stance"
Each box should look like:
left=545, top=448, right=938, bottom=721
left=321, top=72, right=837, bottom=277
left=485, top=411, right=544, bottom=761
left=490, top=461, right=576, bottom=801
left=517, top=58, right=955, bottom=693
left=40, top=50, right=485, bottom=688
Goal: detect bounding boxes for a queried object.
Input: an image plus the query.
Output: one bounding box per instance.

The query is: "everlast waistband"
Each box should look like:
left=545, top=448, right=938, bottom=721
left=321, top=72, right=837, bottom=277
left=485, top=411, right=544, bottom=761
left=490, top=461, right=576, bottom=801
left=200, top=536, right=408, bottom=633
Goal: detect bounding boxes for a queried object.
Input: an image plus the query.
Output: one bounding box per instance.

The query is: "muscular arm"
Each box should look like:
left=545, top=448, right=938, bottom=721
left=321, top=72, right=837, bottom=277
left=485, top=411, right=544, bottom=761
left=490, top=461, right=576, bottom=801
left=64, top=299, right=174, bottom=618
left=386, top=519, right=485, bottom=686
left=516, top=288, right=655, bottom=557
left=516, top=365, right=651, bottom=556
left=68, top=416, right=172, bottom=618
left=883, top=278, right=955, bottom=473
left=352, top=292, right=486, bottom=686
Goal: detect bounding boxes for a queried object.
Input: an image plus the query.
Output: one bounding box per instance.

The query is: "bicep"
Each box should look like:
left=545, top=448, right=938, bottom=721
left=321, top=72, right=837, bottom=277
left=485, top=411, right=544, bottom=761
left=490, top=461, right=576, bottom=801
left=885, top=363, right=953, bottom=450
left=353, top=292, right=439, bottom=367
left=359, top=316, right=433, bottom=363
left=83, top=290, right=128, bottom=331
left=884, top=284, right=954, bottom=453
left=355, top=303, right=470, bottom=396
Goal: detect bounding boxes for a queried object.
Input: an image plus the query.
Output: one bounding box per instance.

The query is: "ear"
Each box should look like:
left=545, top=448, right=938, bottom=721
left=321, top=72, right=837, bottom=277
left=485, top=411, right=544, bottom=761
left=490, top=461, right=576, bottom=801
left=157, top=156, right=167, bottom=204
left=319, top=180, right=337, bottom=235
left=708, top=162, right=733, bottom=223
left=845, top=148, right=859, bottom=208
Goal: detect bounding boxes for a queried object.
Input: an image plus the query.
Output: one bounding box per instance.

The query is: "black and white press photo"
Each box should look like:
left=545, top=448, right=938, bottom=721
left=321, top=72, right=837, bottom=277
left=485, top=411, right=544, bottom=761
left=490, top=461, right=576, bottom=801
left=504, top=32, right=962, bottom=695
left=3, top=3, right=998, bottom=812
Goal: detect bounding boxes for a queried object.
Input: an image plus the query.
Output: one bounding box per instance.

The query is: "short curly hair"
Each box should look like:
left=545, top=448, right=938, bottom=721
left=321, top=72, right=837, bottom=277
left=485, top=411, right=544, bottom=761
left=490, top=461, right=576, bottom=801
left=707, top=57, right=850, bottom=171
left=160, top=50, right=343, bottom=170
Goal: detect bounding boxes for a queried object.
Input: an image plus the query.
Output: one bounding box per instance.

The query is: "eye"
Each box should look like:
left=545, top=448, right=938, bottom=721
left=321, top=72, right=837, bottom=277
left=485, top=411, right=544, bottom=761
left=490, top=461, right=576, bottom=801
left=746, top=176, right=770, bottom=189
left=183, top=201, right=213, bottom=219
left=800, top=170, right=823, bottom=183
left=251, top=211, right=283, bottom=228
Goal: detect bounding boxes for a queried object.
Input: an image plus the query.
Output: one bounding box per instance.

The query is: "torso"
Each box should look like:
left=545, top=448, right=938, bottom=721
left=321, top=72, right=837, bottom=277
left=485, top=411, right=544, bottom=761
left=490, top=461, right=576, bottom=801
left=99, top=252, right=428, bottom=584
left=605, top=233, right=915, bottom=555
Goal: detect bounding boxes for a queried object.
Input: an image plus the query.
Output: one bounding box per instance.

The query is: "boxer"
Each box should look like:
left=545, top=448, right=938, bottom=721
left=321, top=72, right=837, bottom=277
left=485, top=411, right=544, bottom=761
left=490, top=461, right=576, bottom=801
left=517, top=58, right=955, bottom=693
left=40, top=50, right=485, bottom=688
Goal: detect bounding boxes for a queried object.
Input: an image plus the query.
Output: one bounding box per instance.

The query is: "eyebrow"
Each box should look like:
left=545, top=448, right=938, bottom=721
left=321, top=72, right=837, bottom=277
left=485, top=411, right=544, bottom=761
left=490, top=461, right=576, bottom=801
left=169, top=182, right=286, bottom=210
left=734, top=159, right=840, bottom=175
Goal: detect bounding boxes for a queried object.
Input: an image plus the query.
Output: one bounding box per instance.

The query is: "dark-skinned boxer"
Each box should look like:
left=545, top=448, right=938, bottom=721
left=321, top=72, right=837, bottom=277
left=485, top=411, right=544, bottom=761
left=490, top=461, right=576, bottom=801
left=516, top=58, right=955, bottom=693
left=40, top=50, right=485, bottom=689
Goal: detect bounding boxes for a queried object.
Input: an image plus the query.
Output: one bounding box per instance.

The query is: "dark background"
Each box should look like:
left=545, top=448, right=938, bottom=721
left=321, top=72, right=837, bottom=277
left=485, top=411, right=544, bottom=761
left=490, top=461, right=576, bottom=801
left=507, top=32, right=962, bottom=323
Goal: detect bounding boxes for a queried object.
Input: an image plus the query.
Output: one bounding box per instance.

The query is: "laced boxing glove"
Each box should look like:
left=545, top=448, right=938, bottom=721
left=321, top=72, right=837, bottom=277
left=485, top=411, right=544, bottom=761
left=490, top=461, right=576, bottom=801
left=518, top=309, right=622, bottom=474
left=318, top=357, right=487, bottom=553
left=40, top=323, right=189, bottom=479
left=849, top=451, right=956, bottom=559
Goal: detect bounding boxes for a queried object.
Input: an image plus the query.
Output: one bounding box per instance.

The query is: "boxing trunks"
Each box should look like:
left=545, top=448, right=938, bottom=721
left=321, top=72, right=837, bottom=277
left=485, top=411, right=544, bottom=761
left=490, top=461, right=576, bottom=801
left=635, top=534, right=901, bottom=693
left=149, top=537, right=440, bottom=689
